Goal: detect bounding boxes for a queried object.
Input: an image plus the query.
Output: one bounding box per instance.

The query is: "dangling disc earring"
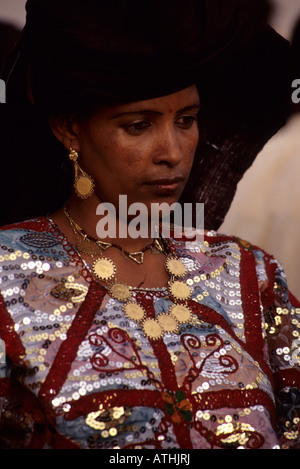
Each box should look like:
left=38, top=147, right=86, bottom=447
left=69, top=148, right=95, bottom=199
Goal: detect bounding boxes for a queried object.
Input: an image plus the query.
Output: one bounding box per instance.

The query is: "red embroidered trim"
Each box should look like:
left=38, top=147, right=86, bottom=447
left=172, top=421, right=194, bottom=449
left=149, top=335, right=194, bottom=447
left=38, top=281, right=106, bottom=405
left=150, top=340, right=178, bottom=392
left=0, top=216, right=51, bottom=233
left=192, top=388, right=277, bottom=424
left=135, top=292, right=156, bottom=319
left=239, top=248, right=264, bottom=360
left=0, top=292, right=26, bottom=364
left=65, top=388, right=165, bottom=420
left=137, top=291, right=178, bottom=390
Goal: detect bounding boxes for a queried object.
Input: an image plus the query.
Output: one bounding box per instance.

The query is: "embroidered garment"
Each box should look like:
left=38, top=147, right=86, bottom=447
left=0, top=217, right=299, bottom=449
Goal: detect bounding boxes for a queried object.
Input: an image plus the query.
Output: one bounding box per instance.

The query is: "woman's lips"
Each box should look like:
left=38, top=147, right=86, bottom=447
left=145, top=177, right=184, bottom=193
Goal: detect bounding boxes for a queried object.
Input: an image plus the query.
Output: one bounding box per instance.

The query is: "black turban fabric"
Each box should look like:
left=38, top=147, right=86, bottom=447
left=0, top=0, right=290, bottom=229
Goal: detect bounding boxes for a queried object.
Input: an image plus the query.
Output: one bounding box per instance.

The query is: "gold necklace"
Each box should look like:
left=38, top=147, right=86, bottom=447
left=64, top=207, right=194, bottom=340
left=63, top=206, right=165, bottom=264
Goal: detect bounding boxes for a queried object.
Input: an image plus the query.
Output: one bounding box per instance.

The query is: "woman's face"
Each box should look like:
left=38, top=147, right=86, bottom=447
left=72, top=85, right=200, bottom=211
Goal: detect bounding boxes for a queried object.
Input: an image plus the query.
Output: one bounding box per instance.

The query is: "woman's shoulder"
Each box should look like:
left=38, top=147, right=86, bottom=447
left=169, top=225, right=276, bottom=263
left=203, top=229, right=274, bottom=258
left=0, top=216, right=52, bottom=233
left=0, top=216, right=61, bottom=252
left=0, top=216, right=80, bottom=287
left=180, top=228, right=271, bottom=256
left=183, top=228, right=284, bottom=284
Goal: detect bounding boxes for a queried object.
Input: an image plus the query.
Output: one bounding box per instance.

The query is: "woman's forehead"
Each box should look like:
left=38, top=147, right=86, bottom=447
left=94, top=86, right=200, bottom=119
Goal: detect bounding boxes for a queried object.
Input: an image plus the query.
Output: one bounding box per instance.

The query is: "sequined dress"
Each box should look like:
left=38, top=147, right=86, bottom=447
left=0, top=217, right=300, bottom=449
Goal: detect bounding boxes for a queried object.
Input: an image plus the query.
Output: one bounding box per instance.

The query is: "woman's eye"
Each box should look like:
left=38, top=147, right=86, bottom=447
left=176, top=115, right=197, bottom=129
left=123, top=121, right=151, bottom=135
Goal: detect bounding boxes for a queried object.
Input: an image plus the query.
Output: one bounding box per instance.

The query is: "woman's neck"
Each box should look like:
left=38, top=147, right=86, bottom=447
left=53, top=194, right=156, bottom=253
left=50, top=197, right=170, bottom=289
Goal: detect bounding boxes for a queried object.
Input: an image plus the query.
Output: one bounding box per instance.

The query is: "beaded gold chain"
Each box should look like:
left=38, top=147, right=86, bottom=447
left=64, top=207, right=194, bottom=340
left=63, top=206, right=164, bottom=264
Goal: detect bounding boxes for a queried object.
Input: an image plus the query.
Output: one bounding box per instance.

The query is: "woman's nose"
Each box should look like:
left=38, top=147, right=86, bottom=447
left=152, top=127, right=184, bottom=167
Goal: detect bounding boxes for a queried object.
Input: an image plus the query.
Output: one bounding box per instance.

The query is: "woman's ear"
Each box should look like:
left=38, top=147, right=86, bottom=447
left=48, top=114, right=80, bottom=152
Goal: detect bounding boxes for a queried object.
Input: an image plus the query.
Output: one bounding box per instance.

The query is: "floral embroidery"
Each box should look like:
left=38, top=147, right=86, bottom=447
left=162, top=389, right=193, bottom=423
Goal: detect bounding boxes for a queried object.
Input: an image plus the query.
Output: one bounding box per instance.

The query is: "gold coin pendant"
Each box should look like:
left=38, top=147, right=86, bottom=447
left=168, top=280, right=192, bottom=300
left=143, top=318, right=163, bottom=340
left=75, top=175, right=94, bottom=198
left=157, top=314, right=179, bottom=333
left=92, top=257, right=116, bottom=281
left=124, top=302, right=145, bottom=322
left=109, top=283, right=131, bottom=302
left=165, top=257, right=187, bottom=278
left=169, top=304, right=193, bottom=323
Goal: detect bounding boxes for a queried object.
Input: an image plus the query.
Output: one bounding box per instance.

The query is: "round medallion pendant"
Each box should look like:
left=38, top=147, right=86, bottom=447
left=92, top=257, right=116, bottom=281
left=75, top=175, right=94, bottom=198
left=169, top=304, right=193, bottom=323
left=109, top=283, right=131, bottom=302
left=143, top=318, right=163, bottom=340
left=165, top=257, right=187, bottom=278
left=124, top=302, right=145, bottom=322
left=157, top=314, right=179, bottom=333
left=168, top=280, right=192, bottom=300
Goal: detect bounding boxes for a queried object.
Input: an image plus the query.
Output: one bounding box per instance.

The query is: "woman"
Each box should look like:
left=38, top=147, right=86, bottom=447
left=0, top=0, right=299, bottom=450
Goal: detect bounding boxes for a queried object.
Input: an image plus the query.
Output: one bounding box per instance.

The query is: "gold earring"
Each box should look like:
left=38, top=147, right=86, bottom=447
left=69, top=148, right=94, bottom=199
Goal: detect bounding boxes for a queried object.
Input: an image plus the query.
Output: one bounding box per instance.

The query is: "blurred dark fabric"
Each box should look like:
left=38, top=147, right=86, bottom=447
left=0, top=22, right=21, bottom=75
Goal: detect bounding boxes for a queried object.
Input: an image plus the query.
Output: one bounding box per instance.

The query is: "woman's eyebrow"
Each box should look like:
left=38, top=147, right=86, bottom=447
left=110, top=109, right=163, bottom=119
left=110, top=103, right=200, bottom=119
left=175, top=103, right=200, bottom=114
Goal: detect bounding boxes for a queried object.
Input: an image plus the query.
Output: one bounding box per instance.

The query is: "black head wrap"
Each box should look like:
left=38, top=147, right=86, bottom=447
left=1, top=0, right=290, bottom=229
